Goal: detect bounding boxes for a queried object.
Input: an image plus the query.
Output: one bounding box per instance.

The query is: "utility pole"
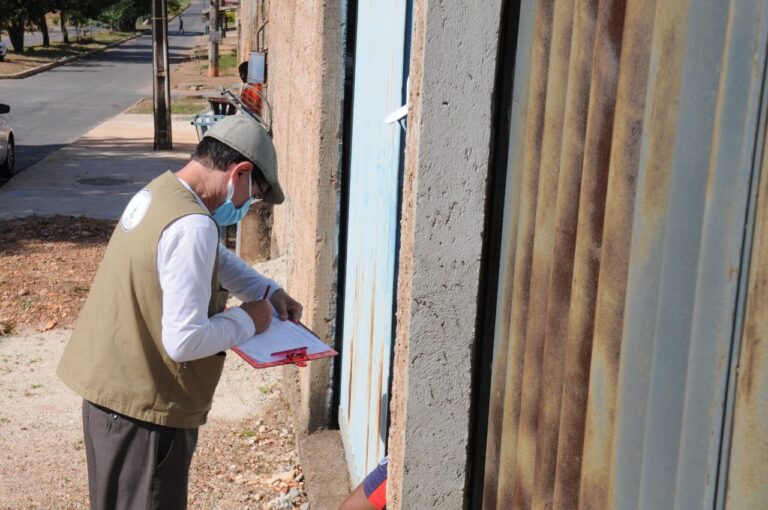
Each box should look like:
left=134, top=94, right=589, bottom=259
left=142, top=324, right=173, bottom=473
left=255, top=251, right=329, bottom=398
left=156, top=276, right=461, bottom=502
left=152, top=0, right=172, bottom=149
left=208, top=0, right=220, bottom=77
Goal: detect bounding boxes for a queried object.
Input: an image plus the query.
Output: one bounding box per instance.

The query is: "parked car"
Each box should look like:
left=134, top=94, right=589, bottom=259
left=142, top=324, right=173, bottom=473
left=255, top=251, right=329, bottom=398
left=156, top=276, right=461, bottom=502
left=0, top=104, right=14, bottom=176
left=0, top=40, right=6, bottom=62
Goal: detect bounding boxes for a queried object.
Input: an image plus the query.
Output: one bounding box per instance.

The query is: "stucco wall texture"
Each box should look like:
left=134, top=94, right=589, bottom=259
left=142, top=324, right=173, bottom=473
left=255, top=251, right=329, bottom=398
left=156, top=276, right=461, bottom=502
left=245, top=0, right=344, bottom=432
left=387, top=1, right=503, bottom=508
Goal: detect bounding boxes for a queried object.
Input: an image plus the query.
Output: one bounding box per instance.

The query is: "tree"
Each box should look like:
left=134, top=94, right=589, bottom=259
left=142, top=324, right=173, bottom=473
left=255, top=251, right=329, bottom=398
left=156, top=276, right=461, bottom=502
left=28, top=1, right=54, bottom=47
left=0, top=0, right=56, bottom=52
left=0, top=0, right=29, bottom=53
left=99, top=0, right=151, bottom=32
left=52, top=0, right=107, bottom=43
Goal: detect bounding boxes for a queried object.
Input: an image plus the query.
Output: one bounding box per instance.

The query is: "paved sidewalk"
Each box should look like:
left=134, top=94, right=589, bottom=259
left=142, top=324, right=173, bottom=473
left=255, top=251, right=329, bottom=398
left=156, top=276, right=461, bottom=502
left=0, top=113, right=199, bottom=220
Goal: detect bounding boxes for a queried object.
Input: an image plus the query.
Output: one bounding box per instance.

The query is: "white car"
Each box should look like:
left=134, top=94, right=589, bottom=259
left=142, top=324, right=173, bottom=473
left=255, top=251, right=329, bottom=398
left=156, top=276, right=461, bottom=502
left=0, top=104, right=14, bottom=176
left=0, top=40, right=6, bottom=62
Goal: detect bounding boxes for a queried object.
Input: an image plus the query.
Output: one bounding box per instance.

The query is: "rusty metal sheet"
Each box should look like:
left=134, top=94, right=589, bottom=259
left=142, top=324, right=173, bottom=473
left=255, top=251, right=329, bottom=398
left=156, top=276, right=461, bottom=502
left=725, top=87, right=768, bottom=510
left=479, top=0, right=768, bottom=507
left=338, top=0, right=409, bottom=483
left=482, top=0, right=537, bottom=506
left=672, top=1, right=768, bottom=507
left=493, top=0, right=555, bottom=506
left=512, top=0, right=575, bottom=506
left=532, top=1, right=599, bottom=508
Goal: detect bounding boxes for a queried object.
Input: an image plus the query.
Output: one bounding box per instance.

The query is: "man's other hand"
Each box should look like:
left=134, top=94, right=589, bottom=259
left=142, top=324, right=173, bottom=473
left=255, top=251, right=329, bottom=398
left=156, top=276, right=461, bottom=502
left=240, top=300, right=273, bottom=333
left=270, top=289, right=304, bottom=323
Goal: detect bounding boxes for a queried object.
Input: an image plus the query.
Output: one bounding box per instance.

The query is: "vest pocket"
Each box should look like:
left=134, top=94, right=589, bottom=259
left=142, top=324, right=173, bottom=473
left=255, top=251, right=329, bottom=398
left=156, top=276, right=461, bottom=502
left=169, top=354, right=226, bottom=414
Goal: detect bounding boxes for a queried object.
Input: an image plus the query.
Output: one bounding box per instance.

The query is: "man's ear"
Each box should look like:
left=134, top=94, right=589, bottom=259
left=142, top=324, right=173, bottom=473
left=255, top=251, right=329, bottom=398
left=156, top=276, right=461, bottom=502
left=232, top=160, right=254, bottom=179
left=228, top=160, right=253, bottom=181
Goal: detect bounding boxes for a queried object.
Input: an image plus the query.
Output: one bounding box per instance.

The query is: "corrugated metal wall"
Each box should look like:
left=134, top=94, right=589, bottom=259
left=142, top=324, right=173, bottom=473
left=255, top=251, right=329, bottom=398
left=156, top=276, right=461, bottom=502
left=481, top=0, right=768, bottom=508
left=725, top=104, right=768, bottom=509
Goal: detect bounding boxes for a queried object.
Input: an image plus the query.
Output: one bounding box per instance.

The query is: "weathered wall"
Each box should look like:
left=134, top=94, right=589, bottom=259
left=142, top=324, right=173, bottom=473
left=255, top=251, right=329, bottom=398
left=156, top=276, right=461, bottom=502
left=237, top=0, right=260, bottom=62
left=246, top=0, right=344, bottom=432
left=386, top=0, right=503, bottom=508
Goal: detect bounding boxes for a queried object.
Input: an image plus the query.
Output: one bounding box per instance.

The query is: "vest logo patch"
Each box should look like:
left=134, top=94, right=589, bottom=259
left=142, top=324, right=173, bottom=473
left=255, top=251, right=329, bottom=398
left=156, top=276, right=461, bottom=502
left=121, top=189, right=152, bottom=231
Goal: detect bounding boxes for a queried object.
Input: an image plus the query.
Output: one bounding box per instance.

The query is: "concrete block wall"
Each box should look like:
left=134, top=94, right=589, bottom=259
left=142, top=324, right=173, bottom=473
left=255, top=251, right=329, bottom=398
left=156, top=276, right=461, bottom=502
left=256, top=0, right=344, bottom=433
left=387, top=0, right=503, bottom=508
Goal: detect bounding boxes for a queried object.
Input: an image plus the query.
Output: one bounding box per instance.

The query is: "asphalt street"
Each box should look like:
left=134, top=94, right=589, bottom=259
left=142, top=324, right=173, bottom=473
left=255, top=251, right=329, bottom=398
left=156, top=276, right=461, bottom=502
left=0, top=0, right=207, bottom=173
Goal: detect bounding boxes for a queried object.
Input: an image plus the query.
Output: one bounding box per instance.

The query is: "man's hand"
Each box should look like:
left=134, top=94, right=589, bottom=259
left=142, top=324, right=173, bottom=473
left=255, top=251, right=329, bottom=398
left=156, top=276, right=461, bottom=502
left=270, top=288, right=304, bottom=323
left=240, top=300, right=273, bottom=333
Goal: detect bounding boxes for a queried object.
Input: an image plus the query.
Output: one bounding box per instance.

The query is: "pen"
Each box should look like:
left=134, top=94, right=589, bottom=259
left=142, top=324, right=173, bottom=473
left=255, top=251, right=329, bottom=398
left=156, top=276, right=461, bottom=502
left=262, top=285, right=271, bottom=301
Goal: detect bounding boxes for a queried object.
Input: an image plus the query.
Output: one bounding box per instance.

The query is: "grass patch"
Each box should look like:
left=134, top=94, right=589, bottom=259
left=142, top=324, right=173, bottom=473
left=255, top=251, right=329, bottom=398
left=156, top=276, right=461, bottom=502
left=127, top=96, right=210, bottom=115
left=198, top=51, right=238, bottom=73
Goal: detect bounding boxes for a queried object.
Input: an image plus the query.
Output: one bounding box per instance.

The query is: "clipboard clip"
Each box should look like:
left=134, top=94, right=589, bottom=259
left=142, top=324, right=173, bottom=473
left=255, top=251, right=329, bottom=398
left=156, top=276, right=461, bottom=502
left=272, top=347, right=309, bottom=367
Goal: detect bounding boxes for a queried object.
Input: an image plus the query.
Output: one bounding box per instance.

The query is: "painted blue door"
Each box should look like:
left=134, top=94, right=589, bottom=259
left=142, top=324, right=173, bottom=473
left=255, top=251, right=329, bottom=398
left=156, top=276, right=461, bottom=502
left=338, top=0, right=411, bottom=483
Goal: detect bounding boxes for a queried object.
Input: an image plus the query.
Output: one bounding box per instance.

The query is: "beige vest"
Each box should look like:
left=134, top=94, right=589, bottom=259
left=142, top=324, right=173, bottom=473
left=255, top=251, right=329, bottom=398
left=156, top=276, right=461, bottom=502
left=57, top=171, right=229, bottom=428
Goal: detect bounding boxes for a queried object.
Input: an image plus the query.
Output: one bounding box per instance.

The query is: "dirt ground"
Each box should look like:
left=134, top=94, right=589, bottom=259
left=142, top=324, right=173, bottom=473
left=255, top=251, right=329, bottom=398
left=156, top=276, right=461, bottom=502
left=0, top=221, right=304, bottom=508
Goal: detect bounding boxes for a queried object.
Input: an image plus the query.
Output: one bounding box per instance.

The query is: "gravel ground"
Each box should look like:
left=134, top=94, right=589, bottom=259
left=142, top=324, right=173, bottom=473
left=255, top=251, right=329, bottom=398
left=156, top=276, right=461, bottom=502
left=0, top=217, right=307, bottom=509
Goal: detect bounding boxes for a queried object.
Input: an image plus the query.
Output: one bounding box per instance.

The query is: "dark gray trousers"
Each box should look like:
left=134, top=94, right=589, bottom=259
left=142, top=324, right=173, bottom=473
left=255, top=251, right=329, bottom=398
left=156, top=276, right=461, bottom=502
left=82, top=400, right=198, bottom=510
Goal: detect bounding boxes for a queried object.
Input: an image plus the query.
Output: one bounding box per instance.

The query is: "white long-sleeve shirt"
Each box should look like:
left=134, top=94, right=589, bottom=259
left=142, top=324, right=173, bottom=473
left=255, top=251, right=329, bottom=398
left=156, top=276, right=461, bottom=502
left=156, top=177, right=278, bottom=362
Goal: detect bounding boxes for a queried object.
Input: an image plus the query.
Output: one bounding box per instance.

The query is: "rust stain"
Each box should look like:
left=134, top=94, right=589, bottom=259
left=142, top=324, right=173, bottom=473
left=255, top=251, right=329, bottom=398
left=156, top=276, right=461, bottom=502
left=532, top=0, right=601, bottom=507
left=375, top=344, right=384, bottom=450
left=545, top=0, right=627, bottom=508
left=513, top=0, right=577, bottom=507
left=364, top=262, right=377, bottom=471
left=580, top=0, right=688, bottom=507
left=493, top=0, right=555, bottom=505
left=347, top=265, right=365, bottom=423
left=725, top=88, right=768, bottom=507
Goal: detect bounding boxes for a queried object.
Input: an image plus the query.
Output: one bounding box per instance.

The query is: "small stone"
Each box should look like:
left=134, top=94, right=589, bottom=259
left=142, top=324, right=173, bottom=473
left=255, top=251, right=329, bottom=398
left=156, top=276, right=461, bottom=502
left=17, top=289, right=29, bottom=297
left=268, top=470, right=295, bottom=484
left=258, top=425, right=267, bottom=433
left=301, top=503, right=310, bottom=510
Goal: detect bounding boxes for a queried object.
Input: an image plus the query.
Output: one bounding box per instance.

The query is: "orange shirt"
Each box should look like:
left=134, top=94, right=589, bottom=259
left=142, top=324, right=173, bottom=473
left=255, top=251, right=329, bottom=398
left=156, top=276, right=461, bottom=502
left=240, top=83, right=263, bottom=116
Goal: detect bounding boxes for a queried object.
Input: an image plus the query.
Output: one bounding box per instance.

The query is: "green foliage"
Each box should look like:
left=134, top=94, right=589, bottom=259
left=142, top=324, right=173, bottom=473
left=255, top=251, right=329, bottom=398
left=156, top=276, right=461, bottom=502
left=98, top=0, right=150, bottom=32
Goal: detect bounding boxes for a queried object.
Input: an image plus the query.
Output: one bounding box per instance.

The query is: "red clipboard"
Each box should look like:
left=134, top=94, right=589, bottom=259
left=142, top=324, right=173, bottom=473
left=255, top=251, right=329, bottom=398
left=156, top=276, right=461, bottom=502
left=233, top=318, right=337, bottom=369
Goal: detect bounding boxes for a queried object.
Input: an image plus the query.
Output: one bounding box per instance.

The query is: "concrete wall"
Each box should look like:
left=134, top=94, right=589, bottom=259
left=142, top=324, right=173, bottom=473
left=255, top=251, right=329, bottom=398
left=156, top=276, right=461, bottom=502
left=245, top=0, right=344, bottom=433
left=237, top=0, right=260, bottom=62
left=386, top=1, right=503, bottom=508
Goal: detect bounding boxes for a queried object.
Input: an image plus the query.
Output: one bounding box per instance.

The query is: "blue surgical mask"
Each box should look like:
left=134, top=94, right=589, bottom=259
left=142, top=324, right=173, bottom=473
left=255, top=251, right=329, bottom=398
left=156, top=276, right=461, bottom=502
left=212, top=177, right=252, bottom=226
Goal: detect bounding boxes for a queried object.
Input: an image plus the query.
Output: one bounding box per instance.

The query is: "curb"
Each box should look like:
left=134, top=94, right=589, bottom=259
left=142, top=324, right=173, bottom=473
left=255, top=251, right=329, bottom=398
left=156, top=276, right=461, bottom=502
left=0, top=31, right=146, bottom=80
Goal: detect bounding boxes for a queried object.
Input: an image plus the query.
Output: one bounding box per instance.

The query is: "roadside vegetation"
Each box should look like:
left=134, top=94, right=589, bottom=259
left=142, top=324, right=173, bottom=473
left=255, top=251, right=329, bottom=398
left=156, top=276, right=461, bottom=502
left=0, top=0, right=189, bottom=54
left=200, top=52, right=238, bottom=74
left=0, top=31, right=136, bottom=76
left=127, top=95, right=210, bottom=115
left=0, top=0, right=190, bottom=76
